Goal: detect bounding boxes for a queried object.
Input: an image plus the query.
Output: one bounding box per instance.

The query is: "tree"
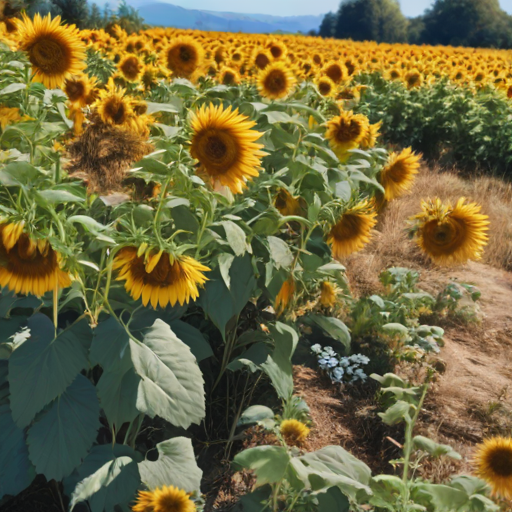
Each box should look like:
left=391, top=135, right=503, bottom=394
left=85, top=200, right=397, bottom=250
left=52, top=0, right=89, bottom=28
left=422, top=0, right=512, bottom=48
left=319, top=11, right=336, bottom=38
left=333, top=0, right=408, bottom=43
left=88, top=3, right=102, bottom=29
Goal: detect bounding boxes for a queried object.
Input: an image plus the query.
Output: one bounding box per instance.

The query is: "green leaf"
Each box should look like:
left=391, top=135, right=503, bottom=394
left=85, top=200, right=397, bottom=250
left=9, top=314, right=91, bottom=428
left=130, top=319, right=205, bottom=428
left=233, top=446, right=290, bottom=487
left=37, top=190, right=85, bottom=203
left=370, top=475, right=407, bottom=511
left=416, top=483, right=470, bottom=511
left=68, top=215, right=111, bottom=237
left=413, top=436, right=461, bottom=460
left=170, top=320, right=213, bottom=362
left=261, top=322, right=298, bottom=400
left=0, top=161, right=41, bottom=186
left=267, top=236, right=293, bottom=269
left=381, top=323, right=410, bottom=337
left=378, top=400, right=412, bottom=426
left=307, top=315, right=351, bottom=352
left=222, top=220, right=248, bottom=256
left=139, top=437, right=202, bottom=492
left=218, top=253, right=235, bottom=289
left=146, top=101, right=179, bottom=114
left=27, top=374, right=100, bottom=481
left=317, top=486, right=350, bottom=512
left=0, top=83, right=26, bottom=95
left=238, top=405, right=275, bottom=426
left=0, top=404, right=35, bottom=499
left=134, top=157, right=169, bottom=175
left=70, top=455, right=140, bottom=512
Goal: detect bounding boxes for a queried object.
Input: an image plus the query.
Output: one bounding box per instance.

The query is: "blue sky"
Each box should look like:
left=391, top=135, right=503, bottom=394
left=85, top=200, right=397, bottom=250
left=135, top=0, right=512, bottom=17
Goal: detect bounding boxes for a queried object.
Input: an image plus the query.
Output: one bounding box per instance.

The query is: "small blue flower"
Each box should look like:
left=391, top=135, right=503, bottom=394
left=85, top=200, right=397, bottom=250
left=331, top=367, right=344, bottom=382
left=311, top=344, right=322, bottom=354
left=318, top=356, right=338, bottom=369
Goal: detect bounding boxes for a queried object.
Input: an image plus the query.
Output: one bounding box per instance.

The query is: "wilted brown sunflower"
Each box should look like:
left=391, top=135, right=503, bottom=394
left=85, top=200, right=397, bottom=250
left=16, top=13, right=86, bottom=89
left=380, top=147, right=420, bottom=201
left=0, top=223, right=71, bottom=296
left=163, top=36, right=204, bottom=79
left=474, top=436, right=512, bottom=500
left=114, top=247, right=209, bottom=309
left=257, top=61, right=297, bottom=100
left=411, top=198, right=489, bottom=265
left=190, top=103, right=266, bottom=194
left=327, top=200, right=377, bottom=259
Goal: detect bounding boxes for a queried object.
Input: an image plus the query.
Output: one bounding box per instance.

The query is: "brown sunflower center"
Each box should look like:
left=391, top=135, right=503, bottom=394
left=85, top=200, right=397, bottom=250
left=335, top=120, right=362, bottom=144
left=263, top=69, right=287, bottom=95
left=407, top=73, right=421, bottom=87
left=222, top=71, right=236, bottom=85
left=424, top=218, right=466, bottom=252
left=179, top=45, right=193, bottom=62
left=330, top=214, right=363, bottom=241
left=390, top=69, right=400, bottom=79
left=29, top=36, right=68, bottom=74
left=325, top=64, right=343, bottom=84
left=120, top=57, right=141, bottom=80
left=103, top=98, right=127, bottom=125
left=318, top=80, right=332, bottom=96
left=385, top=161, right=407, bottom=184
left=487, top=447, right=512, bottom=477
left=193, top=129, right=239, bottom=175
left=270, top=45, right=283, bottom=59
left=130, top=253, right=183, bottom=287
left=156, top=494, right=188, bottom=512
left=65, top=80, right=86, bottom=103
left=255, top=53, right=270, bottom=70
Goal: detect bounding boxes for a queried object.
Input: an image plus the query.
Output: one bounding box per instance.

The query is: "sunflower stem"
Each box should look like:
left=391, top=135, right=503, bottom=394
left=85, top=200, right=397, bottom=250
left=153, top=175, right=173, bottom=245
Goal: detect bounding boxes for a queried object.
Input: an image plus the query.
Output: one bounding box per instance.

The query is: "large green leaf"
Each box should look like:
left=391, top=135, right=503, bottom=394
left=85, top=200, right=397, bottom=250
left=9, top=314, right=91, bottom=428
left=27, top=374, right=100, bottom=481
left=267, top=236, right=293, bottom=269
left=222, top=220, right=248, bottom=256
left=317, top=486, right=350, bottom=512
left=139, top=437, right=202, bottom=492
left=170, top=320, right=213, bottom=362
left=0, top=404, right=35, bottom=499
left=307, top=315, right=351, bottom=352
left=413, top=436, right=461, bottom=460
left=130, top=319, right=205, bottom=428
left=70, top=455, right=140, bottom=512
left=261, top=322, right=298, bottom=400
left=198, top=254, right=255, bottom=338
left=0, top=161, right=41, bottom=186
left=233, top=446, right=290, bottom=487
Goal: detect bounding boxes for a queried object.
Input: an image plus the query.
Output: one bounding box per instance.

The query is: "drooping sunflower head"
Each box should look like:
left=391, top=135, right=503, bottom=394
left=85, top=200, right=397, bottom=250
left=380, top=147, right=420, bottom=201
left=474, top=436, right=512, bottom=500
left=114, top=247, right=209, bottom=310
left=94, top=79, right=133, bottom=128
left=257, top=61, right=297, bottom=100
left=325, top=110, right=370, bottom=156
left=360, top=120, right=382, bottom=149
left=280, top=419, right=309, bottom=446
left=327, top=200, right=378, bottom=260
left=275, top=277, right=295, bottom=316
left=319, top=281, right=336, bottom=308
left=316, top=75, right=336, bottom=97
left=16, top=13, right=86, bottom=90
left=322, top=60, right=347, bottom=84
left=411, top=198, right=489, bottom=266
left=163, top=36, right=204, bottom=79
left=0, top=222, right=72, bottom=296
left=118, top=54, right=143, bottom=82
left=132, top=485, right=196, bottom=512
left=219, top=66, right=240, bottom=86
left=189, top=103, right=266, bottom=194
left=274, top=188, right=304, bottom=217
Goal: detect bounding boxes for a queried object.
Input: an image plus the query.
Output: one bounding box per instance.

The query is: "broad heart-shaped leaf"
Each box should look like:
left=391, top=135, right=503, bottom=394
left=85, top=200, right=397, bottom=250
left=413, top=482, right=470, bottom=511
left=222, top=220, right=248, bottom=256
left=70, top=455, right=140, bottom=512
left=233, top=446, right=290, bottom=487
left=130, top=319, right=205, bottom=428
left=139, top=437, right=202, bottom=492
left=378, top=400, right=413, bottom=426
left=0, top=161, right=41, bottom=186
left=27, top=374, right=100, bottom=481
left=0, top=404, right=35, bottom=499
left=9, top=314, right=91, bottom=428
left=307, top=315, right=351, bottom=352
left=267, top=236, right=293, bottom=269
left=413, top=436, right=461, bottom=460
left=198, top=254, right=255, bottom=338
left=317, top=486, right=350, bottom=512
left=169, top=320, right=213, bottom=362
left=261, top=322, right=298, bottom=400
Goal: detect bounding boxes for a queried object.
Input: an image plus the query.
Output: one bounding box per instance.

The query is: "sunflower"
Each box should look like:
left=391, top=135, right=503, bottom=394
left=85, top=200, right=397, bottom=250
left=257, top=61, right=297, bottom=100
left=327, top=201, right=377, bottom=260
left=163, top=36, right=204, bottom=79
left=404, top=69, right=423, bottom=88
left=319, top=281, right=336, bottom=307
left=132, top=485, right=196, bottom=512
left=410, top=198, right=489, bottom=266
left=266, top=39, right=287, bottom=60
left=0, top=223, right=71, bottom=296
left=325, top=110, right=370, bottom=157
left=94, top=79, right=134, bottom=129
left=275, top=277, right=295, bottom=316
left=360, top=121, right=382, bottom=149
left=0, top=106, right=23, bottom=130
left=280, top=419, right=309, bottom=446
left=63, top=73, right=96, bottom=107
left=218, top=66, right=240, bottom=86
left=189, top=103, right=266, bottom=194
left=274, top=188, right=304, bottom=217
left=252, top=48, right=272, bottom=70
left=380, top=147, right=420, bottom=201
left=316, top=75, right=336, bottom=97
left=474, top=436, right=512, bottom=500
left=16, top=13, right=86, bottom=90
left=114, top=247, right=209, bottom=310
left=118, top=54, right=143, bottom=82
left=322, top=60, right=347, bottom=84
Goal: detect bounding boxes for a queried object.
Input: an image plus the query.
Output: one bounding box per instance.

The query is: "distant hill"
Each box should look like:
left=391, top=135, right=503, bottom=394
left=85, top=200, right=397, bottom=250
left=131, top=2, right=323, bottom=34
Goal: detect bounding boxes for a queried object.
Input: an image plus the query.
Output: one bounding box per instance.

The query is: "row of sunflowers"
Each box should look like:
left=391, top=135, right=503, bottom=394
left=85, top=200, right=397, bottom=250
left=0, top=11, right=509, bottom=512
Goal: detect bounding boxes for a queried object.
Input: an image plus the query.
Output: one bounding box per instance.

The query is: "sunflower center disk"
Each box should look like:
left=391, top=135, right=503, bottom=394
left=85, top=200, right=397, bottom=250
left=179, top=45, right=193, bottom=62
left=30, top=37, right=66, bottom=73
left=426, top=219, right=466, bottom=253
left=65, top=81, right=85, bottom=102
left=196, top=130, right=238, bottom=175
left=131, top=255, right=179, bottom=287
left=105, top=99, right=126, bottom=124
left=335, top=121, right=361, bottom=143
left=264, top=70, right=286, bottom=94
left=488, top=449, right=512, bottom=477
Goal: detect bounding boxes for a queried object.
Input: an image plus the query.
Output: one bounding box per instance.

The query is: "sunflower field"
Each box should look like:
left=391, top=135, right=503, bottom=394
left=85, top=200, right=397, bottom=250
left=0, top=12, right=510, bottom=512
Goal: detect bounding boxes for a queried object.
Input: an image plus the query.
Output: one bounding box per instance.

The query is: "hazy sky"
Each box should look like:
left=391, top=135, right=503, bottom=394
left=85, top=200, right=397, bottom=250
left=149, top=0, right=512, bottom=17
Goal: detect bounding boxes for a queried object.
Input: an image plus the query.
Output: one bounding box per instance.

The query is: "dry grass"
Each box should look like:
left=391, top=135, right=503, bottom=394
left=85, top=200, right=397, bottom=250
left=346, top=166, right=512, bottom=295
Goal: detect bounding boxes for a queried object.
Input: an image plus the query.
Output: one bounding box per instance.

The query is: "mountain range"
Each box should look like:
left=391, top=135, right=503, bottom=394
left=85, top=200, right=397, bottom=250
left=127, top=1, right=323, bottom=34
